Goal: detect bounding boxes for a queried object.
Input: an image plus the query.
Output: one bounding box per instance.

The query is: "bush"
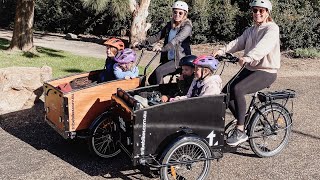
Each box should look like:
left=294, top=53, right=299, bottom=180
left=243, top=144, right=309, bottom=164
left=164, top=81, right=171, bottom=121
left=271, top=0, right=320, bottom=50
left=1, top=0, right=319, bottom=50
left=293, top=48, right=320, bottom=58
left=0, top=1, right=16, bottom=28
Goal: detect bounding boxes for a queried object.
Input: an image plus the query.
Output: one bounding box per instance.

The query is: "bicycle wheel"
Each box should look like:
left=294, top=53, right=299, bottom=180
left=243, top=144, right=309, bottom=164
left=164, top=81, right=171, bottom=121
left=88, top=115, right=121, bottom=158
left=160, top=136, right=212, bottom=180
left=249, top=103, right=292, bottom=157
left=225, top=119, right=237, bottom=140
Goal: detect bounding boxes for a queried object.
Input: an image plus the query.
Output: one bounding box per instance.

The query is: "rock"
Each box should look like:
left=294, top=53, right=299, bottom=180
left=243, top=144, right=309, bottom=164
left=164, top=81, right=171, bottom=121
left=0, top=66, right=52, bottom=115
left=65, top=33, right=78, bottom=40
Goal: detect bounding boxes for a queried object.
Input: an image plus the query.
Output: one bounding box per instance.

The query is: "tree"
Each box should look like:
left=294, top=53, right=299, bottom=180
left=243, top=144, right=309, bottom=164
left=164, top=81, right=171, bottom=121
left=81, top=0, right=151, bottom=45
left=9, top=0, right=35, bottom=51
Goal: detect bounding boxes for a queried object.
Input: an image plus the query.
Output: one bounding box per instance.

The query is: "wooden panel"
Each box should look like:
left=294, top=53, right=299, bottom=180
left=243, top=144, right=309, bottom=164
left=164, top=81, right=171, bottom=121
left=65, top=78, right=141, bottom=131
left=48, top=70, right=101, bottom=87
left=43, top=83, right=65, bottom=132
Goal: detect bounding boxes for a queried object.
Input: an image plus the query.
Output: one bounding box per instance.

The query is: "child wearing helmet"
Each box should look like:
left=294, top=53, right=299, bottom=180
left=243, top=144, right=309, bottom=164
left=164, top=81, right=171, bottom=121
left=99, top=37, right=125, bottom=82
left=170, top=55, right=222, bottom=101
left=161, top=55, right=196, bottom=102
left=113, top=48, right=139, bottom=79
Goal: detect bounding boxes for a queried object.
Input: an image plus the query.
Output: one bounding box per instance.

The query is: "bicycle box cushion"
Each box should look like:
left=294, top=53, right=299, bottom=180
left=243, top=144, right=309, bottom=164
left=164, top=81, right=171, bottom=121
left=57, top=82, right=73, bottom=93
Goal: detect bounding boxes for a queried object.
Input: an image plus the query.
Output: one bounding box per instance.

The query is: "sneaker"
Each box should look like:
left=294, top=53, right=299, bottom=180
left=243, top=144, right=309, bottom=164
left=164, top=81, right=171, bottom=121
left=226, top=129, right=248, bottom=146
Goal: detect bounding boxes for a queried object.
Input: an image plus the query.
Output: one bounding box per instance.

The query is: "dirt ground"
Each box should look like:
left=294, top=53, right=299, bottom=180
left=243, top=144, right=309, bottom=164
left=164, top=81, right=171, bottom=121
left=1, top=29, right=320, bottom=179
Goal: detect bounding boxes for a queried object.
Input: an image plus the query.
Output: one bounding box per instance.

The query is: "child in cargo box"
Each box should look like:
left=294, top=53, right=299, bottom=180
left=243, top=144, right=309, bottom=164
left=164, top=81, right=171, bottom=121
left=169, top=55, right=222, bottom=101
left=113, top=48, right=139, bottom=79
left=161, top=55, right=196, bottom=102
left=99, top=37, right=125, bottom=82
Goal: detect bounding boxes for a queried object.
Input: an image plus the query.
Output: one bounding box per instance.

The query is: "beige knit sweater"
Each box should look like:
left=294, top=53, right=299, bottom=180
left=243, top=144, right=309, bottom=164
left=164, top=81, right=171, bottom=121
left=219, top=22, right=280, bottom=73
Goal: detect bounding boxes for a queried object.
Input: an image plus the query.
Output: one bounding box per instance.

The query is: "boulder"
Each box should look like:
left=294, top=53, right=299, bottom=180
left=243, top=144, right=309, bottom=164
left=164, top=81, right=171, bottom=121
left=0, top=66, right=52, bottom=115
left=65, top=33, right=78, bottom=40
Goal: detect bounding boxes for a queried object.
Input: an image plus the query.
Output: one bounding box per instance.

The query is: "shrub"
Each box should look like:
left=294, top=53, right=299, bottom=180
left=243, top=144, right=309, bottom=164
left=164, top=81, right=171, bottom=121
left=272, top=0, right=320, bottom=50
left=293, top=48, right=320, bottom=58
left=1, top=0, right=319, bottom=50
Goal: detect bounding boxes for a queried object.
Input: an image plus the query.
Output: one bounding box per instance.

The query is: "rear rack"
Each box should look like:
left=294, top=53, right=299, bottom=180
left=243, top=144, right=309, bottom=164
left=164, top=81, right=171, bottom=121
left=258, top=89, right=296, bottom=117
left=257, top=89, right=296, bottom=102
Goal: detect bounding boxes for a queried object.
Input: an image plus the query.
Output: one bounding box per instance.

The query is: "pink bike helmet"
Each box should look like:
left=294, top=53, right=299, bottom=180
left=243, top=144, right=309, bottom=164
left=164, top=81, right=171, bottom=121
left=114, top=48, right=137, bottom=64
left=193, top=55, right=219, bottom=72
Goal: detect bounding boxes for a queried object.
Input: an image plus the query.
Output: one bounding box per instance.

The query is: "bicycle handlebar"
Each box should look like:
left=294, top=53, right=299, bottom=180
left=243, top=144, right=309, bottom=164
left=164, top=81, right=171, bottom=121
left=135, top=44, right=154, bottom=51
left=215, top=53, right=239, bottom=64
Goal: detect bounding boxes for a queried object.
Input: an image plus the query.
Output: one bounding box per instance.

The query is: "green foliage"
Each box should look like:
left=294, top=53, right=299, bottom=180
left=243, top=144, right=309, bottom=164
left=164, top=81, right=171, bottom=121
left=187, top=0, right=211, bottom=43
left=80, top=0, right=129, bottom=19
left=148, top=0, right=173, bottom=35
left=1, top=0, right=319, bottom=50
left=209, top=0, right=244, bottom=43
left=293, top=48, right=320, bottom=58
left=272, top=0, right=320, bottom=50
left=0, top=0, right=16, bottom=28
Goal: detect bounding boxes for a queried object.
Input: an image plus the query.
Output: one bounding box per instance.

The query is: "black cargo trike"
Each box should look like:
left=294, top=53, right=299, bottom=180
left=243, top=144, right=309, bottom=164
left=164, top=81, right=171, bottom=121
left=92, top=54, right=296, bottom=179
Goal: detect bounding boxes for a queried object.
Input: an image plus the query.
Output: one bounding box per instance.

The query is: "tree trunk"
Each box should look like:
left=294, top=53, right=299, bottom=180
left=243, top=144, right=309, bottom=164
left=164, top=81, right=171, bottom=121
left=129, top=0, right=151, bottom=46
left=9, top=0, right=35, bottom=51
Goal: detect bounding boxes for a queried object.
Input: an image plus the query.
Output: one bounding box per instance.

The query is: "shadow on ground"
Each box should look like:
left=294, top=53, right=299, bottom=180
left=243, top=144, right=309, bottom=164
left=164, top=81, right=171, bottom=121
left=33, top=31, right=130, bottom=47
left=0, top=38, right=10, bottom=50
left=0, top=103, right=151, bottom=178
left=0, top=38, right=65, bottom=58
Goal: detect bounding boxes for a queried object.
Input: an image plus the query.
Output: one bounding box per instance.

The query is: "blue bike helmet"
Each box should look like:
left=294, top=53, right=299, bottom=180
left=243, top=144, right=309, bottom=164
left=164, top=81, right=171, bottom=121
left=193, top=55, right=219, bottom=72
left=179, top=55, right=197, bottom=67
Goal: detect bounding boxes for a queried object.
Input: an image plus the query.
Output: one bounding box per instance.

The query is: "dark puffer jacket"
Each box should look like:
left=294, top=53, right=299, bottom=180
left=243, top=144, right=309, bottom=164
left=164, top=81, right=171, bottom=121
left=143, top=19, right=192, bottom=68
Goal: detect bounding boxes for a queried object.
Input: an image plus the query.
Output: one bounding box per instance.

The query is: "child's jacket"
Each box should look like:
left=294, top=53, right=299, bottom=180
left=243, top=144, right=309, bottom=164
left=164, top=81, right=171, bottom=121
left=173, top=75, right=222, bottom=100
left=113, top=63, right=139, bottom=79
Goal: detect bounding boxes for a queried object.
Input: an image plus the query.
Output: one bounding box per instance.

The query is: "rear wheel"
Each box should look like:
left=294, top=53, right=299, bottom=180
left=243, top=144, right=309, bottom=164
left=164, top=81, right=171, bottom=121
left=88, top=115, right=121, bottom=158
left=160, top=136, right=212, bottom=180
left=249, top=103, right=292, bottom=157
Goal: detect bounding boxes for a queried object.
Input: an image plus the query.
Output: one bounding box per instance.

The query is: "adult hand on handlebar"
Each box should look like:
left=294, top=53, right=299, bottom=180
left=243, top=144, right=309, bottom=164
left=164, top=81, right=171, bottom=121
left=239, top=57, right=246, bottom=67
left=212, top=50, right=223, bottom=58
left=152, top=45, right=162, bottom=52
left=133, top=42, right=140, bottom=48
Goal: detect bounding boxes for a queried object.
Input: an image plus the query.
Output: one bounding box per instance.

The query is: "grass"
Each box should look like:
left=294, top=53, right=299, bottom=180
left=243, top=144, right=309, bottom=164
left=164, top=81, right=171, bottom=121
left=293, top=48, right=320, bottom=59
left=0, top=38, right=146, bottom=78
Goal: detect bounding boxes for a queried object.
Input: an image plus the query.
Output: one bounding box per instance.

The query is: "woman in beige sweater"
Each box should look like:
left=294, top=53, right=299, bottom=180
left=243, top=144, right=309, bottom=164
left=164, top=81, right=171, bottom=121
left=213, top=0, right=280, bottom=146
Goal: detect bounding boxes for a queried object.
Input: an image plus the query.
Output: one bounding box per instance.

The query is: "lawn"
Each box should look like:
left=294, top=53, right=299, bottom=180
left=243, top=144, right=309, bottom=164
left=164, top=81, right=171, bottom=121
left=0, top=38, right=106, bottom=78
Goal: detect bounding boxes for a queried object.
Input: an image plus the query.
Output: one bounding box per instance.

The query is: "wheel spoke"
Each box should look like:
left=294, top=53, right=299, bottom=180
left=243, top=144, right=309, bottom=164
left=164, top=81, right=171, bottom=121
left=249, top=104, right=292, bottom=157
left=161, top=140, right=211, bottom=180
left=90, top=117, right=121, bottom=158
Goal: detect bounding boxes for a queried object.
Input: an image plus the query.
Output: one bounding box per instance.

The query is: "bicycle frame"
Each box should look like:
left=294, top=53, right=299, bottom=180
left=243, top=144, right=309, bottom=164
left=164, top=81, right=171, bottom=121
left=223, top=62, right=295, bottom=136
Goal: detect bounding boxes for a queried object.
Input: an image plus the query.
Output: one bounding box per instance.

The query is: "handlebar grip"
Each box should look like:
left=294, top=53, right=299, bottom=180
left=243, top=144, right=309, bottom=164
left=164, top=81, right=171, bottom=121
left=215, top=53, right=239, bottom=64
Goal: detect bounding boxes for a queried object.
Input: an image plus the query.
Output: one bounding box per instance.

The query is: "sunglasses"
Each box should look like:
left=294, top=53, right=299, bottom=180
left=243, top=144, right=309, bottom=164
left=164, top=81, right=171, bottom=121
left=173, top=10, right=184, bottom=16
left=252, top=8, right=267, bottom=14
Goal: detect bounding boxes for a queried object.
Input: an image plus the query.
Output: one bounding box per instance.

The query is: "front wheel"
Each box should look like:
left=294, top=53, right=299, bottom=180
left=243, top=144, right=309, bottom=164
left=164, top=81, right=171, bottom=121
left=88, top=114, right=121, bottom=158
left=249, top=103, right=292, bottom=157
left=160, top=136, right=212, bottom=180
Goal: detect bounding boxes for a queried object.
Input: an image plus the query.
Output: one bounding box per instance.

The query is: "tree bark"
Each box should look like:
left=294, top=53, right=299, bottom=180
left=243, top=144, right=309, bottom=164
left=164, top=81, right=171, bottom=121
left=9, top=0, right=35, bottom=51
left=129, top=0, right=151, bottom=46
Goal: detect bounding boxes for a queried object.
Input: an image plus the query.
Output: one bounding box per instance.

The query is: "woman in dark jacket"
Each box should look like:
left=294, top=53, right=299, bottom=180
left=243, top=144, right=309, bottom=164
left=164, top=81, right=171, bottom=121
left=136, top=1, right=192, bottom=85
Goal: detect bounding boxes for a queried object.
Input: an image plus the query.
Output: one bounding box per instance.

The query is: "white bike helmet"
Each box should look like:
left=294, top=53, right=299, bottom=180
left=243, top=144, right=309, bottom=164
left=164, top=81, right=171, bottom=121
left=250, top=0, right=272, bottom=12
left=172, top=1, right=188, bottom=12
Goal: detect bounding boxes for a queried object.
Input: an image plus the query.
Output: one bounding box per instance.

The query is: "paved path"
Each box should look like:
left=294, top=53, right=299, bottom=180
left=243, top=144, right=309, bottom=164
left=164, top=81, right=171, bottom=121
left=1, top=29, right=320, bottom=179
left=0, top=76, right=319, bottom=180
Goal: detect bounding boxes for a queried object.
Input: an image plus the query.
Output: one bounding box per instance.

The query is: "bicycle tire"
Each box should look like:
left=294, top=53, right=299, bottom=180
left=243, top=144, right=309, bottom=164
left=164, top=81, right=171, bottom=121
left=160, top=136, right=212, bottom=180
left=248, top=103, right=292, bottom=157
left=87, top=115, right=121, bottom=158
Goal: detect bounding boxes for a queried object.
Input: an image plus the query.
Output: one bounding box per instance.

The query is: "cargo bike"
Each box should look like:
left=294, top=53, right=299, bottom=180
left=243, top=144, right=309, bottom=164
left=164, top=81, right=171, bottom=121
left=43, top=46, right=159, bottom=157
left=96, top=53, right=296, bottom=179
